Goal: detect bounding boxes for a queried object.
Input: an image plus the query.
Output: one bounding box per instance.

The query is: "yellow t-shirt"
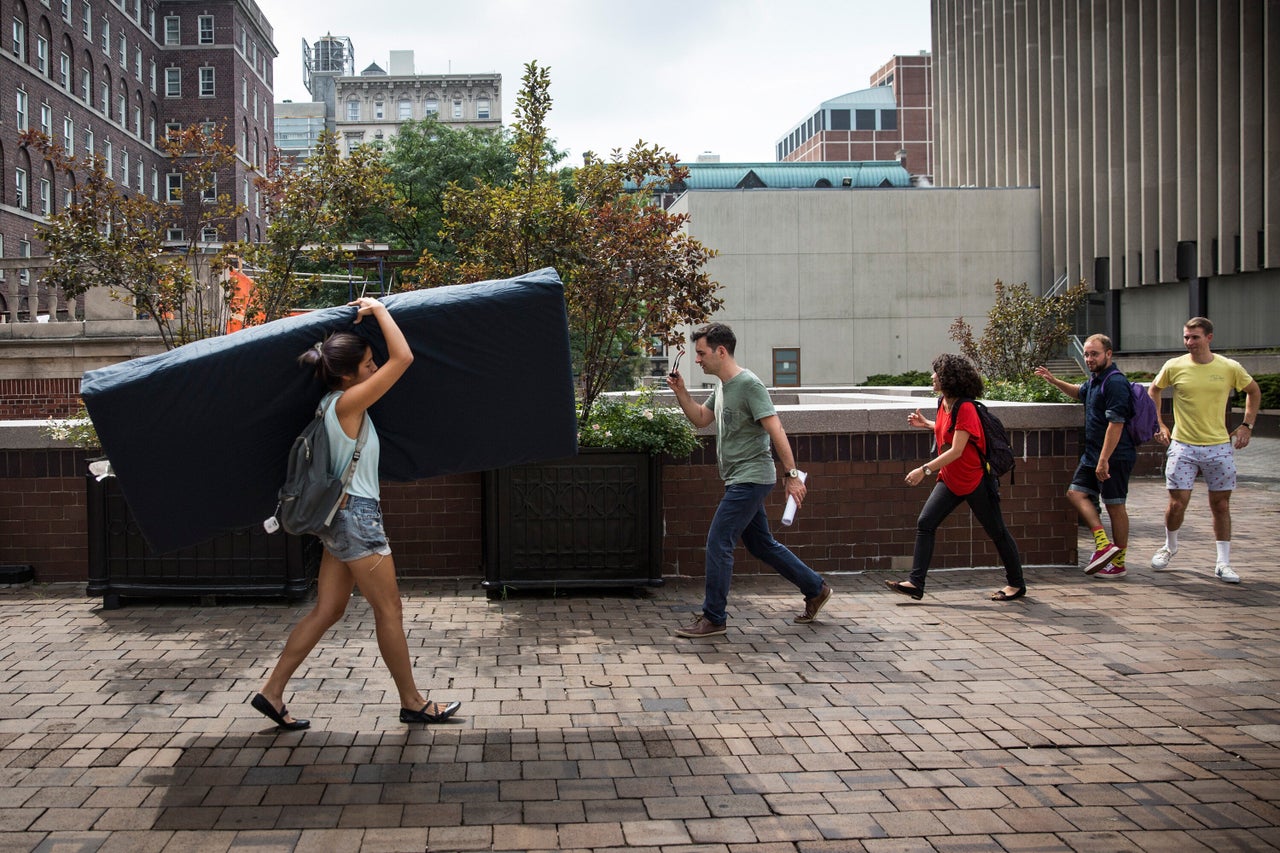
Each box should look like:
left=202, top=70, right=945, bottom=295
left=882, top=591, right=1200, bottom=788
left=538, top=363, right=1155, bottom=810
left=1152, top=354, right=1253, bottom=446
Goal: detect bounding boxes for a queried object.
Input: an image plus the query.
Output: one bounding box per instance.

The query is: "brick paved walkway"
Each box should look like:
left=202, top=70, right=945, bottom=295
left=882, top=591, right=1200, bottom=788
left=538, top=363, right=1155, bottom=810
left=1, top=471, right=1278, bottom=852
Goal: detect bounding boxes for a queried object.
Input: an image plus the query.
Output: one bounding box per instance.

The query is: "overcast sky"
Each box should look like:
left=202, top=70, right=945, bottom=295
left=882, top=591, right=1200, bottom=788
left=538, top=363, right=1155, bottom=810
left=268, top=0, right=932, bottom=164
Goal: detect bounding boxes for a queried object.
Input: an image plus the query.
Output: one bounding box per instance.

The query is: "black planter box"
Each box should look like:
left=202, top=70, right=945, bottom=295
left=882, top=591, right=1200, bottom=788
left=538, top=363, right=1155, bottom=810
left=86, top=475, right=319, bottom=609
left=482, top=448, right=664, bottom=593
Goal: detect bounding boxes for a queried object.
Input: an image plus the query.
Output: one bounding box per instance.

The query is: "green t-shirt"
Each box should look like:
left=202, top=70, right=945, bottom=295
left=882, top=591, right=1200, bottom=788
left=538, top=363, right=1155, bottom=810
left=704, top=369, right=777, bottom=485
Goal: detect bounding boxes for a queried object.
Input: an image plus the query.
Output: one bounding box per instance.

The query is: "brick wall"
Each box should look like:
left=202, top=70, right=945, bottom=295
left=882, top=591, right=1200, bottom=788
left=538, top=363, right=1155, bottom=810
left=1, top=426, right=1082, bottom=587
left=0, top=378, right=82, bottom=418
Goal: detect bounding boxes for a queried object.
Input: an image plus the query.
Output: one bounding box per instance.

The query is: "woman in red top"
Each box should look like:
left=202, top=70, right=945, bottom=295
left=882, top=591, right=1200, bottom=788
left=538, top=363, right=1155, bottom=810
left=885, top=353, right=1026, bottom=601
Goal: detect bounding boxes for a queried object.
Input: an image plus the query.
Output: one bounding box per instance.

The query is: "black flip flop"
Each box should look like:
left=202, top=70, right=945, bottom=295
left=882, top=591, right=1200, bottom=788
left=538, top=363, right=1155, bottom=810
left=250, top=693, right=311, bottom=730
left=990, top=587, right=1027, bottom=601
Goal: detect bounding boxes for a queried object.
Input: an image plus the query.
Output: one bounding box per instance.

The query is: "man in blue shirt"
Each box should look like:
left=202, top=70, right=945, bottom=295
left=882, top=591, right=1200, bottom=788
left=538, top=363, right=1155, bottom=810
left=1036, top=334, right=1136, bottom=578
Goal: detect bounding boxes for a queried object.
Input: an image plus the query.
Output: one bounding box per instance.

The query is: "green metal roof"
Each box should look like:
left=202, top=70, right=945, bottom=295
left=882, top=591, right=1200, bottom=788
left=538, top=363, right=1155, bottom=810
left=670, top=161, right=910, bottom=190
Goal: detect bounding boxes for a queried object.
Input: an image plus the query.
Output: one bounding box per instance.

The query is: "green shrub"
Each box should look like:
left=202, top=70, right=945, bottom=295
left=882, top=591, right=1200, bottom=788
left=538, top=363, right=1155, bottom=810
left=984, top=378, right=1076, bottom=404
left=578, top=387, right=700, bottom=458
left=1236, top=373, right=1280, bottom=410
left=863, top=370, right=932, bottom=386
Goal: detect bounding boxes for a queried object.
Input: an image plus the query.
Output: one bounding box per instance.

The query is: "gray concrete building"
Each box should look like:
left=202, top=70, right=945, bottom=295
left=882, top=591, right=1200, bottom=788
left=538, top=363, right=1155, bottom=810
left=671, top=186, right=1041, bottom=386
left=931, top=0, right=1280, bottom=352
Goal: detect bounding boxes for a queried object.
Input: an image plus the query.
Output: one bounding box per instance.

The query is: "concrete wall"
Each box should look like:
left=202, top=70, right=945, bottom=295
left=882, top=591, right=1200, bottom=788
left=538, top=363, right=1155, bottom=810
left=670, top=187, right=1041, bottom=385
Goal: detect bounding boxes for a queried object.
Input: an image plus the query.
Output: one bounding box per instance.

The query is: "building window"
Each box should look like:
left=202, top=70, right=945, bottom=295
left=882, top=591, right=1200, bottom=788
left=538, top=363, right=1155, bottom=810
left=81, top=67, right=90, bottom=101
left=452, top=98, right=462, bottom=119
left=241, top=75, right=246, bottom=107
left=59, top=51, right=70, bottom=88
left=84, top=128, right=93, bottom=156
left=151, top=167, right=158, bottom=200
left=117, top=92, right=125, bottom=125
left=165, top=121, right=180, bottom=139
left=63, top=115, right=74, bottom=154
left=149, top=58, right=156, bottom=93
left=12, top=18, right=25, bottom=59
left=198, top=67, right=214, bottom=97
left=15, top=89, right=28, bottom=130
left=164, top=67, right=180, bottom=97
left=133, top=105, right=141, bottom=136
left=772, top=348, right=800, bottom=387
left=398, top=99, right=411, bottom=120
left=117, top=33, right=125, bottom=67
left=15, top=168, right=28, bottom=210
left=165, top=172, right=181, bottom=202
left=103, top=140, right=112, bottom=177
left=374, top=100, right=383, bottom=119
left=424, top=98, right=437, bottom=116
left=197, top=15, right=213, bottom=44
left=201, top=174, right=216, bottom=202
left=100, top=18, right=108, bottom=53
left=121, top=150, right=129, bottom=184
left=148, top=116, right=154, bottom=145
left=40, top=179, right=51, bottom=215
left=829, top=109, right=851, bottom=131
left=81, top=1, right=90, bottom=39
left=477, top=98, right=490, bottom=120
left=346, top=100, right=360, bottom=121
left=201, top=226, right=218, bottom=243
left=880, top=109, right=898, bottom=131
left=61, top=0, right=71, bottom=22
left=164, top=16, right=179, bottom=45
left=133, top=46, right=141, bottom=80
left=855, top=109, right=876, bottom=131
left=166, top=227, right=183, bottom=241
left=147, top=7, right=154, bottom=37
left=41, top=101, right=52, bottom=134
left=36, top=34, right=48, bottom=74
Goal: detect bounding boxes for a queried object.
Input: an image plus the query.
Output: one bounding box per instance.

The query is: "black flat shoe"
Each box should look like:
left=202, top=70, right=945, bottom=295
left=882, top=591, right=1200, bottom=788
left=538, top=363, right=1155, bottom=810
left=400, top=701, right=462, bottom=724
left=250, top=692, right=310, bottom=730
left=885, top=581, right=924, bottom=600
left=990, top=587, right=1027, bottom=601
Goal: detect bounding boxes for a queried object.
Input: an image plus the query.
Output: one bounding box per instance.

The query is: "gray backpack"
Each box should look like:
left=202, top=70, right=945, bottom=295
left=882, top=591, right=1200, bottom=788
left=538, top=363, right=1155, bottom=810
left=270, top=395, right=368, bottom=536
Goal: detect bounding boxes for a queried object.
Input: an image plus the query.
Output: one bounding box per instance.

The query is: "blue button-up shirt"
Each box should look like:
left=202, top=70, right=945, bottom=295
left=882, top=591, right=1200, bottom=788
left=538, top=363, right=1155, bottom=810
left=1077, top=368, right=1136, bottom=464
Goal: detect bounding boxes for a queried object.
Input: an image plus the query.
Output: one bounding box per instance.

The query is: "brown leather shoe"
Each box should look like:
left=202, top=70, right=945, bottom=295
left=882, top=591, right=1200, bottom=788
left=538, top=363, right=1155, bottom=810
left=795, top=582, right=833, bottom=623
left=675, top=615, right=727, bottom=638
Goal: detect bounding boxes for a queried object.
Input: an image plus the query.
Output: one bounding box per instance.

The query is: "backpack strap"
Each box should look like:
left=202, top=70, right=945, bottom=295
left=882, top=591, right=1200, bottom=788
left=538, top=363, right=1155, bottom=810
left=321, top=394, right=371, bottom=529
left=942, top=397, right=989, bottom=468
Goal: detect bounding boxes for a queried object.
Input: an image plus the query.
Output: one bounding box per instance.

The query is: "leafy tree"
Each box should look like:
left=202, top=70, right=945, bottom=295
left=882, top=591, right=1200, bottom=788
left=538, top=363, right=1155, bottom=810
left=365, top=117, right=517, bottom=258
left=410, top=61, right=721, bottom=424
left=229, top=133, right=398, bottom=325
left=949, top=279, right=1089, bottom=381
left=23, top=125, right=245, bottom=348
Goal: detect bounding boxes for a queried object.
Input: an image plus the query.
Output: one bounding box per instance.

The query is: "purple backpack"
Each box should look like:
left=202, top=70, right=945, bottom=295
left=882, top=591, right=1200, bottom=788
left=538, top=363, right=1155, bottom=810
left=1104, top=369, right=1159, bottom=445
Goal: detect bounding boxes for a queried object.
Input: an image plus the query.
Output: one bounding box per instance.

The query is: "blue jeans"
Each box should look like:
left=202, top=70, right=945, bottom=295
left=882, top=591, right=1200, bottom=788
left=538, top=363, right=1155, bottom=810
left=909, top=478, right=1024, bottom=592
left=702, top=483, right=825, bottom=625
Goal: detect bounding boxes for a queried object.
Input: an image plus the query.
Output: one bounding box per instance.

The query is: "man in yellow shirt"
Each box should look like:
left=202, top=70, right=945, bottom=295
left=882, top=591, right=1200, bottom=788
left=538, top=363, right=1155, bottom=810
left=1148, top=317, right=1261, bottom=583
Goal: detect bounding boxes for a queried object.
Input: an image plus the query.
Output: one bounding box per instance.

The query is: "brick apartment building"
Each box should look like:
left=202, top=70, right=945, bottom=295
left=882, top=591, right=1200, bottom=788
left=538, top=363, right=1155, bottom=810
left=777, top=53, right=934, bottom=184
left=0, top=0, right=276, bottom=277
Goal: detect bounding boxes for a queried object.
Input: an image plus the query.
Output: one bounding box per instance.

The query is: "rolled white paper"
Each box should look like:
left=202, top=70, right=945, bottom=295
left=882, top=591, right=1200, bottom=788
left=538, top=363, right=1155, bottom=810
left=781, top=470, right=808, bottom=526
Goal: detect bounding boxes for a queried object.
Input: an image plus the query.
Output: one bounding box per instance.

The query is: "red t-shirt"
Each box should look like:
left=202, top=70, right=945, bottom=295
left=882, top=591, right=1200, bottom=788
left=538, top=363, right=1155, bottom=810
left=936, top=401, right=987, bottom=496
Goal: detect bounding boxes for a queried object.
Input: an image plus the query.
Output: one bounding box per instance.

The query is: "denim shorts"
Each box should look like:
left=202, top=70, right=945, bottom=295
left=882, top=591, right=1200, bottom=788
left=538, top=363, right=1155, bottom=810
left=1069, top=456, right=1134, bottom=504
left=315, top=496, right=392, bottom=562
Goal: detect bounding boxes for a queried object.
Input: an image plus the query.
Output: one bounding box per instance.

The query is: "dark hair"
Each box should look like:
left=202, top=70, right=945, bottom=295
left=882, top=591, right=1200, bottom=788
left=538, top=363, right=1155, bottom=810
left=931, top=353, right=984, bottom=400
left=297, top=332, right=367, bottom=389
left=1185, top=316, right=1213, bottom=335
left=692, top=322, right=736, bottom=355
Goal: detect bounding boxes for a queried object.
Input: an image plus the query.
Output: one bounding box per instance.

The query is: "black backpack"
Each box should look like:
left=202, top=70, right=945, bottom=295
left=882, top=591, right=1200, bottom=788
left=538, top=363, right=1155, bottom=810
left=943, top=398, right=1016, bottom=480
left=270, top=394, right=368, bottom=536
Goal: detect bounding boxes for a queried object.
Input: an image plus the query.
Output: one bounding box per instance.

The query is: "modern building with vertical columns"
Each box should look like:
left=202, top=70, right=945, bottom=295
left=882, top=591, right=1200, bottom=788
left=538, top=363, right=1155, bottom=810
left=931, top=0, right=1279, bottom=351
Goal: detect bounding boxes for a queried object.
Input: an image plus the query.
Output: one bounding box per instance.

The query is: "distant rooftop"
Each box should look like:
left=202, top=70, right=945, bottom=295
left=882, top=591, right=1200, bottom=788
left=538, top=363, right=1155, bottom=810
left=669, top=160, right=910, bottom=190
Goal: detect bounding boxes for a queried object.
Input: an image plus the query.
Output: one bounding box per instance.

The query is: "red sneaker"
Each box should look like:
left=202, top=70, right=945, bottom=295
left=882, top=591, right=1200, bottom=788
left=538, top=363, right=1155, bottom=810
left=1085, top=543, right=1122, bottom=575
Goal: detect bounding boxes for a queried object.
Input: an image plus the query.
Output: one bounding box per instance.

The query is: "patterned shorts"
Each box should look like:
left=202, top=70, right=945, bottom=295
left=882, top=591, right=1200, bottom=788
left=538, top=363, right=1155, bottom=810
left=1164, top=440, right=1236, bottom=492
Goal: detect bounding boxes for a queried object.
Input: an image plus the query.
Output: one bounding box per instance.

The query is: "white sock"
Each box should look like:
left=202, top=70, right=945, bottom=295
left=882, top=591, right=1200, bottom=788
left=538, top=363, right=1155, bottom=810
left=1165, top=530, right=1179, bottom=552
left=1216, top=541, right=1231, bottom=564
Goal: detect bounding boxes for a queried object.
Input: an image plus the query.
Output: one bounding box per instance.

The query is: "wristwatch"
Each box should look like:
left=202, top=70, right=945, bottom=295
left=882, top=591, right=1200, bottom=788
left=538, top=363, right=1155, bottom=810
left=922, top=465, right=934, bottom=476
left=1241, top=423, right=1254, bottom=430
left=785, top=468, right=801, bottom=479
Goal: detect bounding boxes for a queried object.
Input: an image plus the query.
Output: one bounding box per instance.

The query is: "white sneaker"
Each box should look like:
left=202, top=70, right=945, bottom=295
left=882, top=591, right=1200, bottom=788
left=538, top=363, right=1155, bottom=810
left=1215, top=563, right=1240, bottom=584
left=1151, top=546, right=1176, bottom=570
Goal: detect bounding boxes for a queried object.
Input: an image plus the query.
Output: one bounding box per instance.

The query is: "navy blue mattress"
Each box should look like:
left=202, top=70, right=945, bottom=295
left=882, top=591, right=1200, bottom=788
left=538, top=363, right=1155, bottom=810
left=81, top=267, right=578, bottom=553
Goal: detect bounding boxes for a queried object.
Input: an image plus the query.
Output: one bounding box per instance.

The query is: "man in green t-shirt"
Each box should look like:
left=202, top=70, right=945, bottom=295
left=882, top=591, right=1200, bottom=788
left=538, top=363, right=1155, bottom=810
left=666, top=323, right=832, bottom=638
left=1148, top=317, right=1261, bottom=583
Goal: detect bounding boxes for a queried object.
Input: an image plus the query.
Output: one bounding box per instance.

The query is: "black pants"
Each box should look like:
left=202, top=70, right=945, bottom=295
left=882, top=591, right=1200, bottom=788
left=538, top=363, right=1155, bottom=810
left=909, top=477, right=1024, bottom=592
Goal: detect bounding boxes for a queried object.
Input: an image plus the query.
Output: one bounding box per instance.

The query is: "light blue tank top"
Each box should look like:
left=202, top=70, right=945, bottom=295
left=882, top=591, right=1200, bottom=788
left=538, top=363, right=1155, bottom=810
left=320, top=390, right=381, bottom=500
